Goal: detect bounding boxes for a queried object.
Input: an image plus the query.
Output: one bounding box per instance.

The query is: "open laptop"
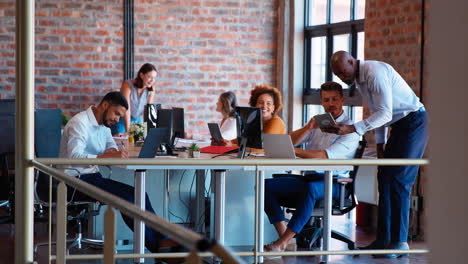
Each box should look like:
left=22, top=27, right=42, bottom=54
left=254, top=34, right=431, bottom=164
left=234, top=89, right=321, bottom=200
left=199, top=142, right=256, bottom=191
left=138, top=128, right=165, bottom=158
left=263, top=134, right=297, bottom=159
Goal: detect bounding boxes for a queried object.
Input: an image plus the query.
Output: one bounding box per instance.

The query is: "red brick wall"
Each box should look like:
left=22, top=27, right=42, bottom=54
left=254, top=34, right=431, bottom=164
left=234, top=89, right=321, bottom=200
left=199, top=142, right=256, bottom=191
left=0, top=0, right=124, bottom=113
left=365, top=0, right=423, bottom=94
left=0, top=0, right=278, bottom=135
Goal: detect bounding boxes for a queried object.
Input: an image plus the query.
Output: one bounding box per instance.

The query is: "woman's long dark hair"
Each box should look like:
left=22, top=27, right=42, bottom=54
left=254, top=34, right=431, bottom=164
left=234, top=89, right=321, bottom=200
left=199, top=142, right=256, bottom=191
left=219, top=91, right=238, bottom=118
left=134, top=63, right=158, bottom=91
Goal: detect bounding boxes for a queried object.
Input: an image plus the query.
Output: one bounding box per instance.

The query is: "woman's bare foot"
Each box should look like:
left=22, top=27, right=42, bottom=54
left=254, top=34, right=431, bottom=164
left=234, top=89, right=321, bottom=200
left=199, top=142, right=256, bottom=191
left=264, top=241, right=287, bottom=252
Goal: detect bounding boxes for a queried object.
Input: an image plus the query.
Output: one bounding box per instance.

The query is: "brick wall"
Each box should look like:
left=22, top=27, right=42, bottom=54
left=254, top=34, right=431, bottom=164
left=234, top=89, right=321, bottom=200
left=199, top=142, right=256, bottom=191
left=365, top=0, right=423, bottom=94
left=0, top=0, right=278, bottom=135
left=0, top=0, right=124, bottom=114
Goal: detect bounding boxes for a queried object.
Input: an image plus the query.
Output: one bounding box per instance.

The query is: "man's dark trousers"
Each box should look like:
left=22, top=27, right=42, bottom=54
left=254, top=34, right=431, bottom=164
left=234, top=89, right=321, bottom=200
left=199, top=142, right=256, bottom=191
left=376, top=108, right=428, bottom=244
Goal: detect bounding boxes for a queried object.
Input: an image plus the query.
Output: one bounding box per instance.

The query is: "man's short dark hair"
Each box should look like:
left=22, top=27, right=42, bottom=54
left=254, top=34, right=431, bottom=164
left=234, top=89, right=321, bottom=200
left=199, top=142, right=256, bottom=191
left=320, top=81, right=344, bottom=97
left=100, top=91, right=129, bottom=110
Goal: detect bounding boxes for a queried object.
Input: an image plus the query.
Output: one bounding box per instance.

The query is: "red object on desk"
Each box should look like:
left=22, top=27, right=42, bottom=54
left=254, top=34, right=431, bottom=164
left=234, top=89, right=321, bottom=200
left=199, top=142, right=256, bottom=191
left=200, top=145, right=239, bottom=154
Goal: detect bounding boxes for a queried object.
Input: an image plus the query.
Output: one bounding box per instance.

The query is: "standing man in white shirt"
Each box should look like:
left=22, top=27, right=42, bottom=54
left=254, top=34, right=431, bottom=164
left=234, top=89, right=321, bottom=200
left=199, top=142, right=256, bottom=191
left=263, top=82, right=359, bottom=252
left=59, top=91, right=177, bottom=253
left=329, top=51, right=428, bottom=258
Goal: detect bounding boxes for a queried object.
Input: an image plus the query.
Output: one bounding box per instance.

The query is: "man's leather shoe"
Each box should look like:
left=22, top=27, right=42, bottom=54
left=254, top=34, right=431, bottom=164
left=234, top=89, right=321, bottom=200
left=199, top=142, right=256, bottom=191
left=358, top=240, right=388, bottom=250
left=373, top=242, right=409, bottom=258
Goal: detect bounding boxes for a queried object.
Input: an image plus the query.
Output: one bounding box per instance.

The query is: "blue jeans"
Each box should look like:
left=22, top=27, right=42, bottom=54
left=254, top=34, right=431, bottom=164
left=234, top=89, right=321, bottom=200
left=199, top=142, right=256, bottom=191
left=77, top=172, right=166, bottom=253
left=111, top=116, right=143, bottom=135
left=376, top=108, right=428, bottom=243
left=264, top=173, right=341, bottom=233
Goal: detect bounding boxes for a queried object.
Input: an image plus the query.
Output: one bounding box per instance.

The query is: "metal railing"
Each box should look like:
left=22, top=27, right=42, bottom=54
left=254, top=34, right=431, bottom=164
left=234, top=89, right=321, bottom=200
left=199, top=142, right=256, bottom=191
left=31, top=159, right=246, bottom=264
left=29, top=158, right=429, bottom=263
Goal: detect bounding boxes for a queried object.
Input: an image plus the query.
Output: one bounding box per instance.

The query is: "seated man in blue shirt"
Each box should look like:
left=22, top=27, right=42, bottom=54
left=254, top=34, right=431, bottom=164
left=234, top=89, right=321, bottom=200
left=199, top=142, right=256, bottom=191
left=264, top=81, right=359, bottom=252
left=59, top=91, right=177, bottom=253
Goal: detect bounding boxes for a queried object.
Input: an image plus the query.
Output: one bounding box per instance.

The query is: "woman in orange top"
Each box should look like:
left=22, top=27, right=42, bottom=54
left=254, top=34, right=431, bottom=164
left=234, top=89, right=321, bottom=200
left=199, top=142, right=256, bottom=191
left=249, top=84, right=286, bottom=134
left=219, top=84, right=285, bottom=146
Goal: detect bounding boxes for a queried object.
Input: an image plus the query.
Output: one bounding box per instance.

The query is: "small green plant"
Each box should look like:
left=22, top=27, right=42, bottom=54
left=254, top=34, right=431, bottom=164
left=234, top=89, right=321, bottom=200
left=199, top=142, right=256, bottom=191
left=188, top=143, right=200, bottom=152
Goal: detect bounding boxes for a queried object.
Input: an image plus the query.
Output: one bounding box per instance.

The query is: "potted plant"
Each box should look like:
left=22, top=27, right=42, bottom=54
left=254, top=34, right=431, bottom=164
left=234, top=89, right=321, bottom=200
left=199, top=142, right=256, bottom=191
left=188, top=143, right=200, bottom=158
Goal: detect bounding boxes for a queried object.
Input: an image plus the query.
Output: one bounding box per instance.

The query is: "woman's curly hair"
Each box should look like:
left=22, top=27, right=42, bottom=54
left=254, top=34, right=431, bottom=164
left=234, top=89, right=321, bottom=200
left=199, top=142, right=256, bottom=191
left=248, top=84, right=283, bottom=115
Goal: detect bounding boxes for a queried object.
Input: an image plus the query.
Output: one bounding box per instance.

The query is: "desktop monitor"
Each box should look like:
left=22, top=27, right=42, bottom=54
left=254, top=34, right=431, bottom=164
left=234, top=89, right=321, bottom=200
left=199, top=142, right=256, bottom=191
left=156, top=109, right=173, bottom=145
left=235, top=106, right=263, bottom=158
left=172, top=107, right=185, bottom=140
left=0, top=113, right=15, bottom=154
left=144, top=103, right=161, bottom=129
left=0, top=99, right=15, bottom=114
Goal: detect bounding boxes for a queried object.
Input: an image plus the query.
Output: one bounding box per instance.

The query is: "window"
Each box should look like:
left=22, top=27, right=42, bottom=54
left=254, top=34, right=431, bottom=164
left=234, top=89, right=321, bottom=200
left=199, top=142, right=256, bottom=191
left=303, top=0, right=365, bottom=124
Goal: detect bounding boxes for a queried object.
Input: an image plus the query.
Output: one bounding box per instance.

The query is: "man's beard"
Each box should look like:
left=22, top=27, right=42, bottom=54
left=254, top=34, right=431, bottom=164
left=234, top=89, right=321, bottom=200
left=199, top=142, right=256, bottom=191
left=102, top=109, right=111, bottom=128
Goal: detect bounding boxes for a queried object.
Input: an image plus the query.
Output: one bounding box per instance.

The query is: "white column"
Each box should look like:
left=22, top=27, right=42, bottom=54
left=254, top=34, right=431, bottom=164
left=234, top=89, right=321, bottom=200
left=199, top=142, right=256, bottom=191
left=322, top=170, right=333, bottom=263
left=15, top=0, right=35, bottom=263
left=134, top=170, right=146, bottom=263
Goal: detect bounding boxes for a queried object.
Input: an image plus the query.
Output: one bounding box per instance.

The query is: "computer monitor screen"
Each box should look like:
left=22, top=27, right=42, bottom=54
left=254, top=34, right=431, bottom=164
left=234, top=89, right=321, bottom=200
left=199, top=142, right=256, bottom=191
left=235, top=106, right=263, bottom=150
left=172, top=107, right=185, bottom=139
left=0, top=99, right=15, bottom=114
left=0, top=113, right=15, bottom=154
left=156, top=109, right=173, bottom=144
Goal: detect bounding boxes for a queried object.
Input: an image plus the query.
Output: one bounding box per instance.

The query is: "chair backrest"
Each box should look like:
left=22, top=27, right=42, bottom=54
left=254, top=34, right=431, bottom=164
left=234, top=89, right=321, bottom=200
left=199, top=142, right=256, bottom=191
left=35, top=109, right=62, bottom=158
left=337, top=139, right=367, bottom=214
left=349, top=139, right=367, bottom=180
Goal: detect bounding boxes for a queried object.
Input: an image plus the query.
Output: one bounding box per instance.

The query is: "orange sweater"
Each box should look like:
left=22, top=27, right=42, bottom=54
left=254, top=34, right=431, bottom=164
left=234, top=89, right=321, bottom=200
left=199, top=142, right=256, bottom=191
left=263, top=115, right=286, bottom=134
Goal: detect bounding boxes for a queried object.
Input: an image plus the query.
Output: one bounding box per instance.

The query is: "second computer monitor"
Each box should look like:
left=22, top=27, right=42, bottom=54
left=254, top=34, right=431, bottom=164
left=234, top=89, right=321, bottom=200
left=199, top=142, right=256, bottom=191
left=235, top=106, right=263, bottom=150
left=156, top=109, right=173, bottom=144
left=172, top=107, right=185, bottom=140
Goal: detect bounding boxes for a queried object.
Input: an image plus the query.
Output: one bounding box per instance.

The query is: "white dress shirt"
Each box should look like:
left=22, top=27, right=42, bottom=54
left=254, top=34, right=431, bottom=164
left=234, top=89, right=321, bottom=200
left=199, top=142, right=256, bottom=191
left=59, top=106, right=117, bottom=176
left=354, top=60, right=424, bottom=144
left=300, top=112, right=359, bottom=177
left=220, top=117, right=237, bottom=140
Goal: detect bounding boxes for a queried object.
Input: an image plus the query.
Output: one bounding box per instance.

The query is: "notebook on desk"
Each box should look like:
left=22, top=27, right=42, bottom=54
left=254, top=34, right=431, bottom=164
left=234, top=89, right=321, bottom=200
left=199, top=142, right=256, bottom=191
left=263, top=134, right=298, bottom=159
left=200, top=145, right=239, bottom=154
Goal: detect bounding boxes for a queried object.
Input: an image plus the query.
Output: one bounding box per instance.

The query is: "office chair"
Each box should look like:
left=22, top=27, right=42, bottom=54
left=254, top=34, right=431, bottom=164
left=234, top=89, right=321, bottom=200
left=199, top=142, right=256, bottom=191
left=272, top=139, right=367, bottom=250
left=33, top=109, right=105, bottom=255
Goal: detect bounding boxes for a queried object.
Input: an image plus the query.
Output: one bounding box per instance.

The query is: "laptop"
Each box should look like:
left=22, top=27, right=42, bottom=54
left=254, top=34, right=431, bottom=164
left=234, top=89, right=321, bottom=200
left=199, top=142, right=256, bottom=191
left=138, top=128, right=165, bottom=158
left=263, top=134, right=297, bottom=159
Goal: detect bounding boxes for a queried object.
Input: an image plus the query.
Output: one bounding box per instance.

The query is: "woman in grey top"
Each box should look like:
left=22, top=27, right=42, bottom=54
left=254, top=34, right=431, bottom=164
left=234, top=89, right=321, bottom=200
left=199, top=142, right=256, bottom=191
left=114, top=63, right=157, bottom=135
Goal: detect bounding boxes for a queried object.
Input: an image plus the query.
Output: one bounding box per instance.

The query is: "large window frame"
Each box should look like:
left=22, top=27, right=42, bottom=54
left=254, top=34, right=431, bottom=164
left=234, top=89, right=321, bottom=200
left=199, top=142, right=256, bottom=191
left=303, top=0, right=365, bottom=124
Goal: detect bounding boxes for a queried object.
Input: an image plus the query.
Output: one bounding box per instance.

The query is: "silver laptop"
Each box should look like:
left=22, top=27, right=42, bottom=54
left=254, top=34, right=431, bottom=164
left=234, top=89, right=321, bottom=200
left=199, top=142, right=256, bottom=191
left=263, top=134, right=297, bottom=159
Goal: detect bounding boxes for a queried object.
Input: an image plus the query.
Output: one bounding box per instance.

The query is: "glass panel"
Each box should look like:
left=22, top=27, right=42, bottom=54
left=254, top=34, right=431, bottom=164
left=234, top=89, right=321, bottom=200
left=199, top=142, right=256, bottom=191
left=357, top=31, right=365, bottom=60
left=310, top=37, right=327, bottom=89
left=308, top=0, right=327, bottom=26
left=331, top=0, right=351, bottom=23
left=306, top=105, right=325, bottom=122
left=332, top=34, right=350, bottom=88
left=355, top=0, right=366, bottom=20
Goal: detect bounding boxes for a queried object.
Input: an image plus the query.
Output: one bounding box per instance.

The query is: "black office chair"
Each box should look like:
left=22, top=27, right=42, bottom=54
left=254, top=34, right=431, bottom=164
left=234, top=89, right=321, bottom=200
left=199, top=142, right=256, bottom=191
left=33, top=109, right=105, bottom=255
left=272, top=139, right=367, bottom=250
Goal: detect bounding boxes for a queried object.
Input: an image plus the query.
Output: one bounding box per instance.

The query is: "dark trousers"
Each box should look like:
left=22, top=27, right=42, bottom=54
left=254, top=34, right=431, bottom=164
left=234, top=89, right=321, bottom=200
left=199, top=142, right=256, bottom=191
left=264, top=173, right=341, bottom=234
left=74, top=173, right=166, bottom=253
left=376, top=109, right=428, bottom=243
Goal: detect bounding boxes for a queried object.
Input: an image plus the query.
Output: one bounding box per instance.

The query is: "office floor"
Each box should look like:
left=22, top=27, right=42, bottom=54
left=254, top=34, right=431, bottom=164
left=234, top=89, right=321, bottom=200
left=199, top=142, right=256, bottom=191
left=0, top=212, right=427, bottom=264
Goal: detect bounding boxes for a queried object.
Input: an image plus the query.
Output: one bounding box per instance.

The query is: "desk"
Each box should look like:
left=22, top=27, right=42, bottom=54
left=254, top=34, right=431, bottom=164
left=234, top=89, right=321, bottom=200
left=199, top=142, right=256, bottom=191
left=121, top=150, right=351, bottom=263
